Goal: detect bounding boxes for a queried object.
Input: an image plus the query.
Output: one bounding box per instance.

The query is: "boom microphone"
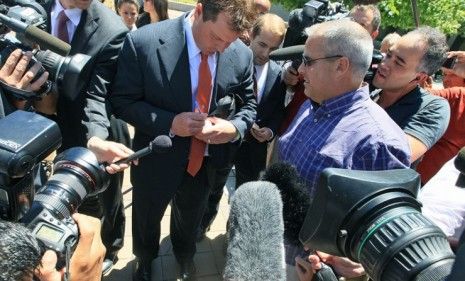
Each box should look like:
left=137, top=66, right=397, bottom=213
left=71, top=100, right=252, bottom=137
left=261, top=163, right=310, bottom=247
left=224, top=181, right=285, bottom=281
left=0, top=13, right=71, bottom=56
left=113, top=135, right=172, bottom=165
left=269, top=45, right=304, bottom=62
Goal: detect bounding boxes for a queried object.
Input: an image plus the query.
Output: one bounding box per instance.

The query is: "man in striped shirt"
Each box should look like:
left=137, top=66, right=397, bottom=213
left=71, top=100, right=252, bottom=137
left=277, top=19, right=411, bottom=280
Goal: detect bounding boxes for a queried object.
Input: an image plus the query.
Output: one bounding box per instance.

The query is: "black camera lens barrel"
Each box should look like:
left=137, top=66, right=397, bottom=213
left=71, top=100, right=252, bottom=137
left=355, top=207, right=455, bottom=281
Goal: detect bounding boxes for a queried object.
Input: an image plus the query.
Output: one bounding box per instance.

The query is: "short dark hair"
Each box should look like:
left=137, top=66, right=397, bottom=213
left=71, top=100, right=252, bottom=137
left=0, top=220, right=44, bottom=281
left=408, top=26, right=449, bottom=75
left=117, top=0, right=140, bottom=10
left=198, top=0, right=256, bottom=32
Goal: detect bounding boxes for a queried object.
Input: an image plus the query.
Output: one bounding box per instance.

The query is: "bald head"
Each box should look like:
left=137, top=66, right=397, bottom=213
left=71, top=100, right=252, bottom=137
left=305, top=19, right=373, bottom=80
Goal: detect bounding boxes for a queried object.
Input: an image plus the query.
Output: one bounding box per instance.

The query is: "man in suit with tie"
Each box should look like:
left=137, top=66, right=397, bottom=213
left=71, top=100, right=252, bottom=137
left=110, top=0, right=257, bottom=280
left=197, top=13, right=287, bottom=240
left=42, top=0, right=130, bottom=274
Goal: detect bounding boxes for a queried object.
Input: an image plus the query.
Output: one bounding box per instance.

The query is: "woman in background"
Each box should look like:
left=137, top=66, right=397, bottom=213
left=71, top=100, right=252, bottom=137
left=136, top=0, right=169, bottom=28
left=117, top=0, right=140, bottom=31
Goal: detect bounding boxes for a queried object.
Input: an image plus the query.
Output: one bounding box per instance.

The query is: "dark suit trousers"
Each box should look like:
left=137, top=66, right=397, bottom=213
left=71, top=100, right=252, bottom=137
left=199, top=138, right=267, bottom=232
left=132, top=157, right=232, bottom=262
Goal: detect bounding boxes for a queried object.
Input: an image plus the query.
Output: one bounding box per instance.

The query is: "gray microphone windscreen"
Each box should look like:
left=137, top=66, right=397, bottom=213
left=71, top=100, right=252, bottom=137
left=25, top=25, right=71, bottom=56
left=269, top=45, right=305, bottom=61
left=152, top=135, right=172, bottom=153
left=224, top=181, right=285, bottom=281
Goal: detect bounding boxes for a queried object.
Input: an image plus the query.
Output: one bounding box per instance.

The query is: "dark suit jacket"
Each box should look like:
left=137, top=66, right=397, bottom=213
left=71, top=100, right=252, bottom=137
left=43, top=0, right=128, bottom=150
left=254, top=60, right=286, bottom=138
left=110, top=15, right=257, bottom=190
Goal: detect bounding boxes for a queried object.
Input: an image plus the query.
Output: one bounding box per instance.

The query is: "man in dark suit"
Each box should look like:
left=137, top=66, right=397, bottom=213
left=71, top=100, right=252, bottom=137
left=197, top=13, right=287, bottom=240
left=110, top=0, right=257, bottom=279
left=42, top=0, right=130, bottom=274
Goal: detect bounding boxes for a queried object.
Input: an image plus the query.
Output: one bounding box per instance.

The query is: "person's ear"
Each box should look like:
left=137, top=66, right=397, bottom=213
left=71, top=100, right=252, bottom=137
left=335, top=57, right=350, bottom=75
left=411, top=72, right=428, bottom=84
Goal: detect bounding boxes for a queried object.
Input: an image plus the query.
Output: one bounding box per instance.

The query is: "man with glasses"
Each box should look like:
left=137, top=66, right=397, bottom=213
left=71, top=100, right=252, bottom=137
left=276, top=19, right=410, bottom=280
left=371, top=27, right=450, bottom=166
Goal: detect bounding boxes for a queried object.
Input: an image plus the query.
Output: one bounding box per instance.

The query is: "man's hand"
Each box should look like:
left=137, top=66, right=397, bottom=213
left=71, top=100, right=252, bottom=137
left=35, top=214, right=106, bottom=281
left=87, top=136, right=135, bottom=174
left=447, top=51, right=465, bottom=79
left=195, top=116, right=238, bottom=144
left=68, top=213, right=106, bottom=281
left=0, top=49, right=49, bottom=92
left=250, top=123, right=273, bottom=142
left=283, top=65, right=300, bottom=86
left=295, top=256, right=314, bottom=281
left=171, top=112, right=207, bottom=137
left=308, top=251, right=365, bottom=279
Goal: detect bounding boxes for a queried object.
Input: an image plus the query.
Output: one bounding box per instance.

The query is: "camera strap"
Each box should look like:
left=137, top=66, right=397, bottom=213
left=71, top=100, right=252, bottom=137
left=64, top=243, right=72, bottom=281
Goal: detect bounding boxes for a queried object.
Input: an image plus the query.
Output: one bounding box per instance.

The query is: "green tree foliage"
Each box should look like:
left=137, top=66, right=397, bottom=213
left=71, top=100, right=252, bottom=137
left=272, top=0, right=465, bottom=35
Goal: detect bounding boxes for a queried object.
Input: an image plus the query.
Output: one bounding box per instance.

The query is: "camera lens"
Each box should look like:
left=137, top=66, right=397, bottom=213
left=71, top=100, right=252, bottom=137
left=300, top=168, right=456, bottom=281
left=21, top=147, right=109, bottom=221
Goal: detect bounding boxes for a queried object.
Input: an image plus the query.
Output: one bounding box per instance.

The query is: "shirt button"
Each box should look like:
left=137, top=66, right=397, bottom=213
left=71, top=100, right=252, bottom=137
left=327, top=114, right=331, bottom=118
left=314, top=118, right=318, bottom=123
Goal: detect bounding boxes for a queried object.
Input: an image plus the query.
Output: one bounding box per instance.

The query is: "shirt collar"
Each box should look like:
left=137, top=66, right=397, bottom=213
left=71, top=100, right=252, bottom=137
left=184, top=10, right=202, bottom=60
left=53, top=0, right=83, bottom=27
left=315, top=84, right=370, bottom=115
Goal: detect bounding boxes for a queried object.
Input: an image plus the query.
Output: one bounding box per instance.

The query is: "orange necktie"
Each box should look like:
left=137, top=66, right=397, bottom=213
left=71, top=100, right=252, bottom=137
left=187, top=53, right=212, bottom=176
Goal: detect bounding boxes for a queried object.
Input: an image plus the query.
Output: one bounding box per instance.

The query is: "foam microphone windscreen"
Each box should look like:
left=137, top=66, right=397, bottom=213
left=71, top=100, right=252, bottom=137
left=224, top=181, right=285, bottom=281
left=261, top=163, right=311, bottom=247
left=268, top=45, right=305, bottom=62
left=152, top=135, right=172, bottom=153
left=25, top=25, right=71, bottom=56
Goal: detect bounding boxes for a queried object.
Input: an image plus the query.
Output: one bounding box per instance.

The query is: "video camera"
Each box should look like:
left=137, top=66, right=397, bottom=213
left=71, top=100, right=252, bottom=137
left=0, top=0, right=92, bottom=100
left=0, top=110, right=110, bottom=257
left=283, top=0, right=349, bottom=48
left=270, top=0, right=382, bottom=85
left=299, top=168, right=458, bottom=281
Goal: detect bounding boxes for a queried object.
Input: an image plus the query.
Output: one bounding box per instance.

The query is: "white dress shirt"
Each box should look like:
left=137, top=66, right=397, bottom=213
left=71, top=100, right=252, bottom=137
left=51, top=0, right=82, bottom=43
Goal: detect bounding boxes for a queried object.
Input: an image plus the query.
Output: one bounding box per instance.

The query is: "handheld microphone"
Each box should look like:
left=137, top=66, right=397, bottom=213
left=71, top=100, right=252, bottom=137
left=0, top=13, right=71, bottom=56
left=113, top=135, right=172, bottom=165
left=454, top=147, right=465, bottom=188
left=224, top=181, right=285, bottom=281
left=261, top=163, right=311, bottom=247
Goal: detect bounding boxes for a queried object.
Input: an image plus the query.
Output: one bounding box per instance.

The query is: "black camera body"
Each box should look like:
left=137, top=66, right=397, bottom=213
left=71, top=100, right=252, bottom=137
left=283, top=0, right=349, bottom=48
left=299, top=168, right=456, bottom=281
left=0, top=110, right=109, bottom=257
left=0, top=1, right=93, bottom=101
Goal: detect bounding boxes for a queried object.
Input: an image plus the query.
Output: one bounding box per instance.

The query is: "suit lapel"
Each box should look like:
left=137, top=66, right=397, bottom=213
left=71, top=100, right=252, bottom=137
left=212, top=47, right=235, bottom=113
left=260, top=61, right=279, bottom=104
left=158, top=16, right=192, bottom=113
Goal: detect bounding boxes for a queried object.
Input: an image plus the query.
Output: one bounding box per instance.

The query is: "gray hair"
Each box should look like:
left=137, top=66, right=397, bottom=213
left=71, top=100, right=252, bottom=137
left=305, top=19, right=374, bottom=80
left=405, top=26, right=449, bottom=75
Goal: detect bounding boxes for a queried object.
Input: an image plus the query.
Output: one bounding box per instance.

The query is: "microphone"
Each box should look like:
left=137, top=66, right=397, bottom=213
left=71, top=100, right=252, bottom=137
left=454, top=147, right=465, bottom=188
left=261, top=163, right=311, bottom=247
left=269, top=45, right=304, bottom=62
left=0, top=13, right=71, bottom=56
left=113, top=135, right=172, bottom=165
left=224, top=181, right=285, bottom=281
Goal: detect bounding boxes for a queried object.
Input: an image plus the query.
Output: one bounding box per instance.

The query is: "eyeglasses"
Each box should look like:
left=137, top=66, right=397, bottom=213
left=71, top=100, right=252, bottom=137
left=301, top=54, right=343, bottom=67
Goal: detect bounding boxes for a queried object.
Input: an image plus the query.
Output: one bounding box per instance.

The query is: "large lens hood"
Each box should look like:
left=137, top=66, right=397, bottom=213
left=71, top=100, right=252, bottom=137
left=299, top=168, right=420, bottom=257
